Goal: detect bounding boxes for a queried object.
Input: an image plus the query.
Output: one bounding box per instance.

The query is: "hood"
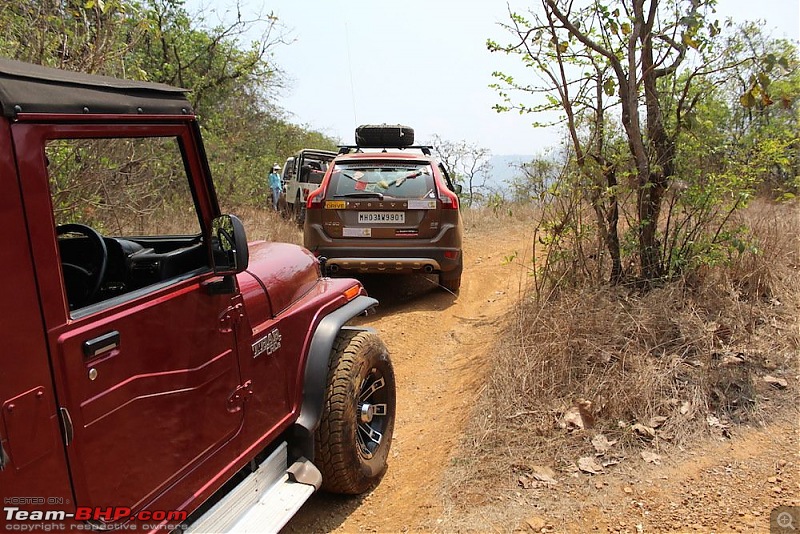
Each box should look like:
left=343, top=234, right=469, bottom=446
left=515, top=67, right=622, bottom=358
left=236, top=241, right=321, bottom=325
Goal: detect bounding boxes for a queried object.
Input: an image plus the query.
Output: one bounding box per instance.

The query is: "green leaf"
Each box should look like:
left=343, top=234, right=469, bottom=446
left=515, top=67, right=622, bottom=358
left=739, top=91, right=756, bottom=108
left=603, top=78, right=616, bottom=96
left=621, top=22, right=631, bottom=36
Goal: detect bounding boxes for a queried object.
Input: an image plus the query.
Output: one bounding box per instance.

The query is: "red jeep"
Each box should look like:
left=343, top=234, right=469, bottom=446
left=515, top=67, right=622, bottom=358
left=0, top=59, right=395, bottom=532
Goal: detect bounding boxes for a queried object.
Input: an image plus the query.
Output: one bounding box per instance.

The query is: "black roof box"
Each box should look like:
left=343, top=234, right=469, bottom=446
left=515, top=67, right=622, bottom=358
left=355, top=124, right=414, bottom=148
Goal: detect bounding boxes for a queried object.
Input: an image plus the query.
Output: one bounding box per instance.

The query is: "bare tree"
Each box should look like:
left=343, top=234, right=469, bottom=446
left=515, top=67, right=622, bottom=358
left=430, top=134, right=492, bottom=207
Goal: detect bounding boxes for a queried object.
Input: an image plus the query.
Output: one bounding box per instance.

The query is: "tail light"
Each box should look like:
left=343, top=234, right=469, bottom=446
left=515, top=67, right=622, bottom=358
left=307, top=187, right=324, bottom=209
left=438, top=185, right=459, bottom=210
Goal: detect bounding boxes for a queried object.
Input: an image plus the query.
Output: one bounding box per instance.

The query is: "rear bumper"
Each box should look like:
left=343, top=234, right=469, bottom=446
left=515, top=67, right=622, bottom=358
left=305, top=222, right=463, bottom=274
left=314, top=246, right=461, bottom=274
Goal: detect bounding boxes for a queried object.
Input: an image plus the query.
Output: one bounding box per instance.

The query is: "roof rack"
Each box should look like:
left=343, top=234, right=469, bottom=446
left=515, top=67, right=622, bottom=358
left=337, top=145, right=433, bottom=156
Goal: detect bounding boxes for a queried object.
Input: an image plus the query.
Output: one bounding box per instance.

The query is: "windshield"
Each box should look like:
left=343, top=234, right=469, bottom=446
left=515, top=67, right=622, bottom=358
left=328, top=162, right=435, bottom=200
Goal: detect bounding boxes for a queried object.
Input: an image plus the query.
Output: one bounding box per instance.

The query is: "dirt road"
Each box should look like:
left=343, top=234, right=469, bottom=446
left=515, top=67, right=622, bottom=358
left=283, top=224, right=533, bottom=533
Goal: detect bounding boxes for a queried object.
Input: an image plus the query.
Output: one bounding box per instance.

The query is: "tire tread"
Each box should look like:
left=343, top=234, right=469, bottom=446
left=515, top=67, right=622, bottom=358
left=314, top=331, right=394, bottom=494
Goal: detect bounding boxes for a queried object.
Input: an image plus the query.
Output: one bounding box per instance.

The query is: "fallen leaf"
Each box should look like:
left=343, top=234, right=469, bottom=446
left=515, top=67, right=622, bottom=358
left=575, top=398, right=594, bottom=424
left=561, top=399, right=595, bottom=430
left=641, top=451, right=662, bottom=464
left=561, top=406, right=586, bottom=429
left=602, top=459, right=621, bottom=468
left=525, top=515, right=547, bottom=531
left=577, top=456, right=604, bottom=474
left=632, top=423, right=656, bottom=439
left=648, top=416, right=668, bottom=428
left=591, top=433, right=617, bottom=454
left=706, top=414, right=727, bottom=428
left=722, top=353, right=746, bottom=366
left=531, top=465, right=558, bottom=484
left=764, top=375, right=788, bottom=389
left=705, top=415, right=732, bottom=438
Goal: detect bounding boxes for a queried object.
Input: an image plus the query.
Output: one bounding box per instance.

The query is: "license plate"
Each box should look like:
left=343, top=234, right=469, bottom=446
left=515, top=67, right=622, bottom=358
left=358, top=211, right=405, bottom=224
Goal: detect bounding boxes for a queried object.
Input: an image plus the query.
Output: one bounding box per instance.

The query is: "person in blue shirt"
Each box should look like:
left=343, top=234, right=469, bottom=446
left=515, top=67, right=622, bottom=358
left=269, top=164, right=282, bottom=211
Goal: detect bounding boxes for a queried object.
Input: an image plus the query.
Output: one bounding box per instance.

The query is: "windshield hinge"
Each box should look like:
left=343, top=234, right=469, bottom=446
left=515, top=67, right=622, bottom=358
left=59, top=407, right=74, bottom=446
left=0, top=441, right=9, bottom=470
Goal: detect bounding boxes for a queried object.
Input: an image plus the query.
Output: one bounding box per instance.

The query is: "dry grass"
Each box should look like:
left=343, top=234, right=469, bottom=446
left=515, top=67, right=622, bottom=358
left=461, top=203, right=543, bottom=236
left=442, top=200, right=799, bottom=529
left=226, top=205, right=303, bottom=245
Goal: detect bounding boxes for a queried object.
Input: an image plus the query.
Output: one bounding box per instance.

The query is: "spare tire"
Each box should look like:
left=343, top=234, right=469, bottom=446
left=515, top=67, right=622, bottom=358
left=355, top=124, right=414, bottom=148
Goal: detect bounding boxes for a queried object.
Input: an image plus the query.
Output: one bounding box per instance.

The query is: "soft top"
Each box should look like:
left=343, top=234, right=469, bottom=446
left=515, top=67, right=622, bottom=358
left=296, top=148, right=337, bottom=158
left=0, top=58, right=192, bottom=118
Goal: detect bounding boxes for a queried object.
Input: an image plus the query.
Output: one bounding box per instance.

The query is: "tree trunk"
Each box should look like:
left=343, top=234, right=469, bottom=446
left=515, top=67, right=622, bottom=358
left=636, top=0, right=675, bottom=280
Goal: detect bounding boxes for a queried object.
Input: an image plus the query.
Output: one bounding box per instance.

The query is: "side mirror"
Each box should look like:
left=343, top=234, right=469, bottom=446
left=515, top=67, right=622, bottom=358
left=211, top=214, right=249, bottom=275
left=452, top=183, right=463, bottom=195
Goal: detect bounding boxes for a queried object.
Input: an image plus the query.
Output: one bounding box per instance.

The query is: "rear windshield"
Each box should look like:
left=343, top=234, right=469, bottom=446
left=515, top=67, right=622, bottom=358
left=328, top=162, right=435, bottom=200
left=300, top=157, right=331, bottom=185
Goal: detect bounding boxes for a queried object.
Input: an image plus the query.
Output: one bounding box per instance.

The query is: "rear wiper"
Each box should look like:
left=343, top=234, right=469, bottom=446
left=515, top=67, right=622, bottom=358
left=336, top=192, right=385, bottom=200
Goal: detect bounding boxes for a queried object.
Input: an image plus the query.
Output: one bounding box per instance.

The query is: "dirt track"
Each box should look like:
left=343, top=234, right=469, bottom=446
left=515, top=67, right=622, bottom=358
left=283, top=224, right=532, bottom=533
left=282, top=223, right=799, bottom=533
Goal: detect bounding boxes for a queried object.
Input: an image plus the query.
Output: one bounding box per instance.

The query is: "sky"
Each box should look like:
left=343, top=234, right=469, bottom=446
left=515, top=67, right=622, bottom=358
left=188, top=0, right=799, bottom=156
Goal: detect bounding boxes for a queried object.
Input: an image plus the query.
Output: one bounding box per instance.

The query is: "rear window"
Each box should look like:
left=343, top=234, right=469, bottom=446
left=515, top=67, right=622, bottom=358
left=328, top=162, right=435, bottom=200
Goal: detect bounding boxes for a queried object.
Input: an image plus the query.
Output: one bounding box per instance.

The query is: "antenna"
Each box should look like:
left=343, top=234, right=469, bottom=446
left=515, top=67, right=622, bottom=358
left=344, top=19, right=358, bottom=129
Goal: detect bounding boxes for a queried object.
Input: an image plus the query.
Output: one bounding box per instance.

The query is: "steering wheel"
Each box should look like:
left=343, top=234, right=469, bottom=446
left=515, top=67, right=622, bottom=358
left=56, top=223, right=108, bottom=308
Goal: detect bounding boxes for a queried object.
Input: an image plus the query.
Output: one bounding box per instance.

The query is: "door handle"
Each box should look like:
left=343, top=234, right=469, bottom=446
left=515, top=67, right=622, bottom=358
left=83, top=331, right=120, bottom=358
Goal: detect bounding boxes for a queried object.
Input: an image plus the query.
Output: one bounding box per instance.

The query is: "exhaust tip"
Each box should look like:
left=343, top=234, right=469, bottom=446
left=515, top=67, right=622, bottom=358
left=328, top=264, right=340, bottom=274
left=423, top=264, right=434, bottom=273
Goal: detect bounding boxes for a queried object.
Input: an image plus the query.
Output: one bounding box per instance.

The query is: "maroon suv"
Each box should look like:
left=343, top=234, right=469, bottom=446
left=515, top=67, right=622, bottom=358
left=304, top=125, right=464, bottom=292
left=0, top=59, right=394, bottom=533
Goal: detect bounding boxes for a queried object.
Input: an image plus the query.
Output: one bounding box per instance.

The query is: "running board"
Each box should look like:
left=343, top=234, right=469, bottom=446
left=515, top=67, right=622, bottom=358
left=186, top=442, right=321, bottom=534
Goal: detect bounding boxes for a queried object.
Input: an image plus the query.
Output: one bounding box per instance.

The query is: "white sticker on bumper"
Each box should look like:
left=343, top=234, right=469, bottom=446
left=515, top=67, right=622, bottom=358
left=343, top=227, right=372, bottom=237
left=407, top=199, right=437, bottom=210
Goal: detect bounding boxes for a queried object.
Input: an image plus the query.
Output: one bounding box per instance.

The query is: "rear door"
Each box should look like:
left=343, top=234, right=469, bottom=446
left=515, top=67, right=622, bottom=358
left=14, top=121, right=245, bottom=522
left=297, top=150, right=337, bottom=202
left=321, top=159, right=441, bottom=240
